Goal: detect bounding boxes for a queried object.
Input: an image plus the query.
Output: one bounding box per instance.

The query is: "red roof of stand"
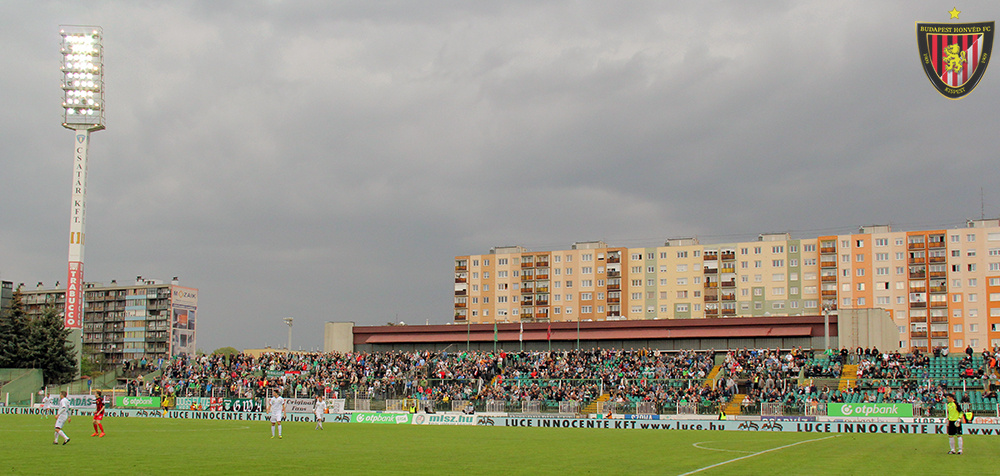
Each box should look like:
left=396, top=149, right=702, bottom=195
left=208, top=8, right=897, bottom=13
left=352, top=316, right=836, bottom=345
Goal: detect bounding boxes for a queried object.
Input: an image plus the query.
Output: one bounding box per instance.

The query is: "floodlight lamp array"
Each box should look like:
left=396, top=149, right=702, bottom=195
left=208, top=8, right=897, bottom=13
left=60, top=27, right=104, bottom=128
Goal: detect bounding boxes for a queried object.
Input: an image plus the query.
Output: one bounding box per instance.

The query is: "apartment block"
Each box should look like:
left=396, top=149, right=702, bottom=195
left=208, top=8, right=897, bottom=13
left=455, top=219, right=1000, bottom=352
left=17, top=276, right=197, bottom=365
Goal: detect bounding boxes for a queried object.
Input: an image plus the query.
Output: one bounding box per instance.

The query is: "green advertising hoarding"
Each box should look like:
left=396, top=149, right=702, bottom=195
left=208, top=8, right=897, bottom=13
left=827, top=403, right=913, bottom=418
left=351, top=412, right=412, bottom=424
left=115, top=396, right=162, bottom=408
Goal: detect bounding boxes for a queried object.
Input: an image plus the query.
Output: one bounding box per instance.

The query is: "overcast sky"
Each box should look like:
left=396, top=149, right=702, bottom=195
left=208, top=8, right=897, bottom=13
left=2, top=1, right=999, bottom=352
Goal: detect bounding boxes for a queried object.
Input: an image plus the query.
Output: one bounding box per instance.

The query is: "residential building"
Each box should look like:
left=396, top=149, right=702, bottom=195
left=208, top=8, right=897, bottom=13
left=18, top=276, right=197, bottom=365
left=455, top=219, right=1000, bottom=353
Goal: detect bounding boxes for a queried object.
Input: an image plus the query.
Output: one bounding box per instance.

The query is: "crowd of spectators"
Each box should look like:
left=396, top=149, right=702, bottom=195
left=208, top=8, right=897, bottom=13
left=117, top=344, right=1000, bottom=413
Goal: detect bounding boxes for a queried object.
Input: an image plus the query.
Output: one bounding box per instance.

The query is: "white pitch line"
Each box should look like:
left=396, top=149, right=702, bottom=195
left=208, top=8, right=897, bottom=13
left=678, top=435, right=840, bottom=476
left=691, top=441, right=755, bottom=454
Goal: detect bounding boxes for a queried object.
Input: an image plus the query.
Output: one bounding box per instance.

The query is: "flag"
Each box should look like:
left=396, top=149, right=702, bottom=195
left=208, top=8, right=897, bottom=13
left=493, top=322, right=498, bottom=342
left=547, top=324, right=551, bottom=341
left=519, top=322, right=523, bottom=342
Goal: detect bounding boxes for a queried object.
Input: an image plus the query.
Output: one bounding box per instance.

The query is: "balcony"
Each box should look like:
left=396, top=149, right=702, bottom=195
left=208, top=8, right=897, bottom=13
left=454, top=303, right=467, bottom=308
left=703, top=268, right=718, bottom=274
left=705, top=309, right=719, bottom=316
left=608, top=255, right=621, bottom=263
left=909, top=301, right=926, bottom=308
left=704, top=295, right=719, bottom=302
left=521, top=287, right=534, bottom=294
left=721, top=293, right=736, bottom=301
left=608, top=297, right=621, bottom=303
left=703, top=254, right=718, bottom=261
left=704, top=282, right=718, bottom=288
left=721, top=309, right=737, bottom=316
left=820, top=247, right=837, bottom=254
left=821, top=290, right=837, bottom=297
left=455, top=277, right=467, bottom=283
left=607, top=270, right=621, bottom=277
left=820, top=261, right=837, bottom=268
left=536, top=261, right=549, bottom=268
left=909, top=271, right=927, bottom=279
left=928, top=241, right=945, bottom=248
left=521, top=262, right=534, bottom=268
left=908, top=257, right=925, bottom=265
left=909, top=287, right=927, bottom=293
left=908, top=242, right=926, bottom=250
left=535, top=286, right=549, bottom=293
left=721, top=252, right=736, bottom=261
left=720, top=267, right=736, bottom=274
left=821, top=275, right=837, bottom=282
left=720, top=280, right=736, bottom=288
left=454, top=289, right=467, bottom=296
left=930, top=315, right=949, bottom=323
left=910, top=331, right=928, bottom=338
left=910, top=315, right=927, bottom=323
left=455, top=265, right=467, bottom=271
left=928, top=256, right=946, bottom=263
left=930, top=301, right=948, bottom=308
left=931, top=331, right=949, bottom=338
left=607, top=284, right=620, bottom=290
left=929, top=286, right=947, bottom=293
left=929, top=271, right=947, bottom=278
left=535, top=274, right=549, bottom=280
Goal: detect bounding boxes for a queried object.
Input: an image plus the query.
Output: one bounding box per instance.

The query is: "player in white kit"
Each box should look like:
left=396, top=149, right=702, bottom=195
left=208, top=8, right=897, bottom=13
left=53, top=391, right=72, bottom=445
left=314, top=396, right=326, bottom=430
left=267, top=389, right=285, bottom=439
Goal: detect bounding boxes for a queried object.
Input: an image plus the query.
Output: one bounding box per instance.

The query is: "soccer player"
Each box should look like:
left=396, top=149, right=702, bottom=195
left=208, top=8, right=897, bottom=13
left=267, top=389, right=285, bottom=439
left=314, top=395, right=326, bottom=430
left=946, top=393, right=966, bottom=454
left=53, top=390, right=72, bottom=445
left=91, top=390, right=106, bottom=437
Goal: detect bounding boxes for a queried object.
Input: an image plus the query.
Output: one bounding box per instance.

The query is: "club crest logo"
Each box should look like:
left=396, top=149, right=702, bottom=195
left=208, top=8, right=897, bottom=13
left=917, top=10, right=994, bottom=99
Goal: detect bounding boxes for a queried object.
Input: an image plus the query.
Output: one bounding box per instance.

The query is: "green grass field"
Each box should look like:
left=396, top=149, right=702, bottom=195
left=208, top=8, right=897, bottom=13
left=0, top=414, right=993, bottom=475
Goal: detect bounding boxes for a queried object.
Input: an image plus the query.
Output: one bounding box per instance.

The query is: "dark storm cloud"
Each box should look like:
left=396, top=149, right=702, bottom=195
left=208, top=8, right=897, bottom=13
left=2, top=1, right=999, bottom=350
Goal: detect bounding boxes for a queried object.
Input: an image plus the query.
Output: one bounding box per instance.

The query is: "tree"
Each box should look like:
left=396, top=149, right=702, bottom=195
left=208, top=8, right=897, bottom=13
left=0, top=288, right=31, bottom=368
left=25, top=307, right=77, bottom=385
left=212, top=346, right=239, bottom=357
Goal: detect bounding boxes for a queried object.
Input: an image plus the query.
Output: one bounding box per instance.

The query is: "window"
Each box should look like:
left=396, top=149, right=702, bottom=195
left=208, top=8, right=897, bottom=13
left=876, top=267, right=889, bottom=275
left=773, top=287, right=785, bottom=296
left=676, top=304, right=689, bottom=312
left=804, top=258, right=817, bottom=266
left=755, top=260, right=762, bottom=268
left=677, top=277, right=688, bottom=285
left=754, top=247, right=761, bottom=254
left=565, top=307, right=573, bottom=315
left=644, top=266, right=653, bottom=273
left=677, top=264, right=688, bottom=272
left=772, top=246, right=784, bottom=253
left=968, top=249, right=977, bottom=257
left=951, top=234, right=960, bottom=243
left=582, top=253, right=593, bottom=261
left=565, top=268, right=573, bottom=275
left=856, top=268, right=865, bottom=277
left=803, top=244, right=816, bottom=252
left=857, top=283, right=865, bottom=291
left=968, top=234, right=976, bottom=242
left=581, top=306, right=592, bottom=313
left=857, top=297, right=865, bottom=306
left=789, top=259, right=799, bottom=267
left=969, top=278, right=978, bottom=287
left=676, top=291, right=688, bottom=298
left=856, top=240, right=865, bottom=248
left=581, top=293, right=592, bottom=300
left=877, top=296, right=890, bottom=305
left=659, top=265, right=668, bottom=273
left=875, top=238, right=888, bottom=247
left=566, top=280, right=573, bottom=288
left=876, top=253, right=889, bottom=261
left=631, top=266, right=642, bottom=273
left=772, top=259, right=785, bottom=267
left=772, top=273, right=785, bottom=281
left=970, top=324, right=978, bottom=332
left=677, top=251, right=688, bottom=258
left=631, top=253, right=641, bottom=261
left=498, top=270, right=508, bottom=278
left=970, top=293, right=978, bottom=302
left=582, top=266, right=594, bottom=274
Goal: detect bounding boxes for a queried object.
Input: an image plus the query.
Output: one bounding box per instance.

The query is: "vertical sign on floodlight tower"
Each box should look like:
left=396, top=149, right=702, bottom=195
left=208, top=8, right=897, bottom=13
left=60, top=26, right=104, bottom=373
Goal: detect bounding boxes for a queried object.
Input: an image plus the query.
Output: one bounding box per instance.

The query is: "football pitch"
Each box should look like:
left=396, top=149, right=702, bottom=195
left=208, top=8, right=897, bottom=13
left=0, top=414, right=992, bottom=475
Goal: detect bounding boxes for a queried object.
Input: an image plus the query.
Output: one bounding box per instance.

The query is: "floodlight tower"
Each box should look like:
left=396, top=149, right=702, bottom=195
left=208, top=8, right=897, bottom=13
left=283, top=317, right=294, bottom=352
left=60, top=25, right=105, bottom=374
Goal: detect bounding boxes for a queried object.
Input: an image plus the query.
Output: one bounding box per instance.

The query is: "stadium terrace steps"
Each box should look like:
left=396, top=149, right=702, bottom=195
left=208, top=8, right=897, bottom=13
left=582, top=393, right=611, bottom=415
left=703, top=365, right=723, bottom=388
left=723, top=394, right=746, bottom=416
left=838, top=364, right=858, bottom=391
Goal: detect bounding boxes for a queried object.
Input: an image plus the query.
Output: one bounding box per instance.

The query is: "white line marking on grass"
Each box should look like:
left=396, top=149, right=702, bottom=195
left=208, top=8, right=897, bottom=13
left=678, top=435, right=840, bottom=476
left=691, top=441, right=755, bottom=454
